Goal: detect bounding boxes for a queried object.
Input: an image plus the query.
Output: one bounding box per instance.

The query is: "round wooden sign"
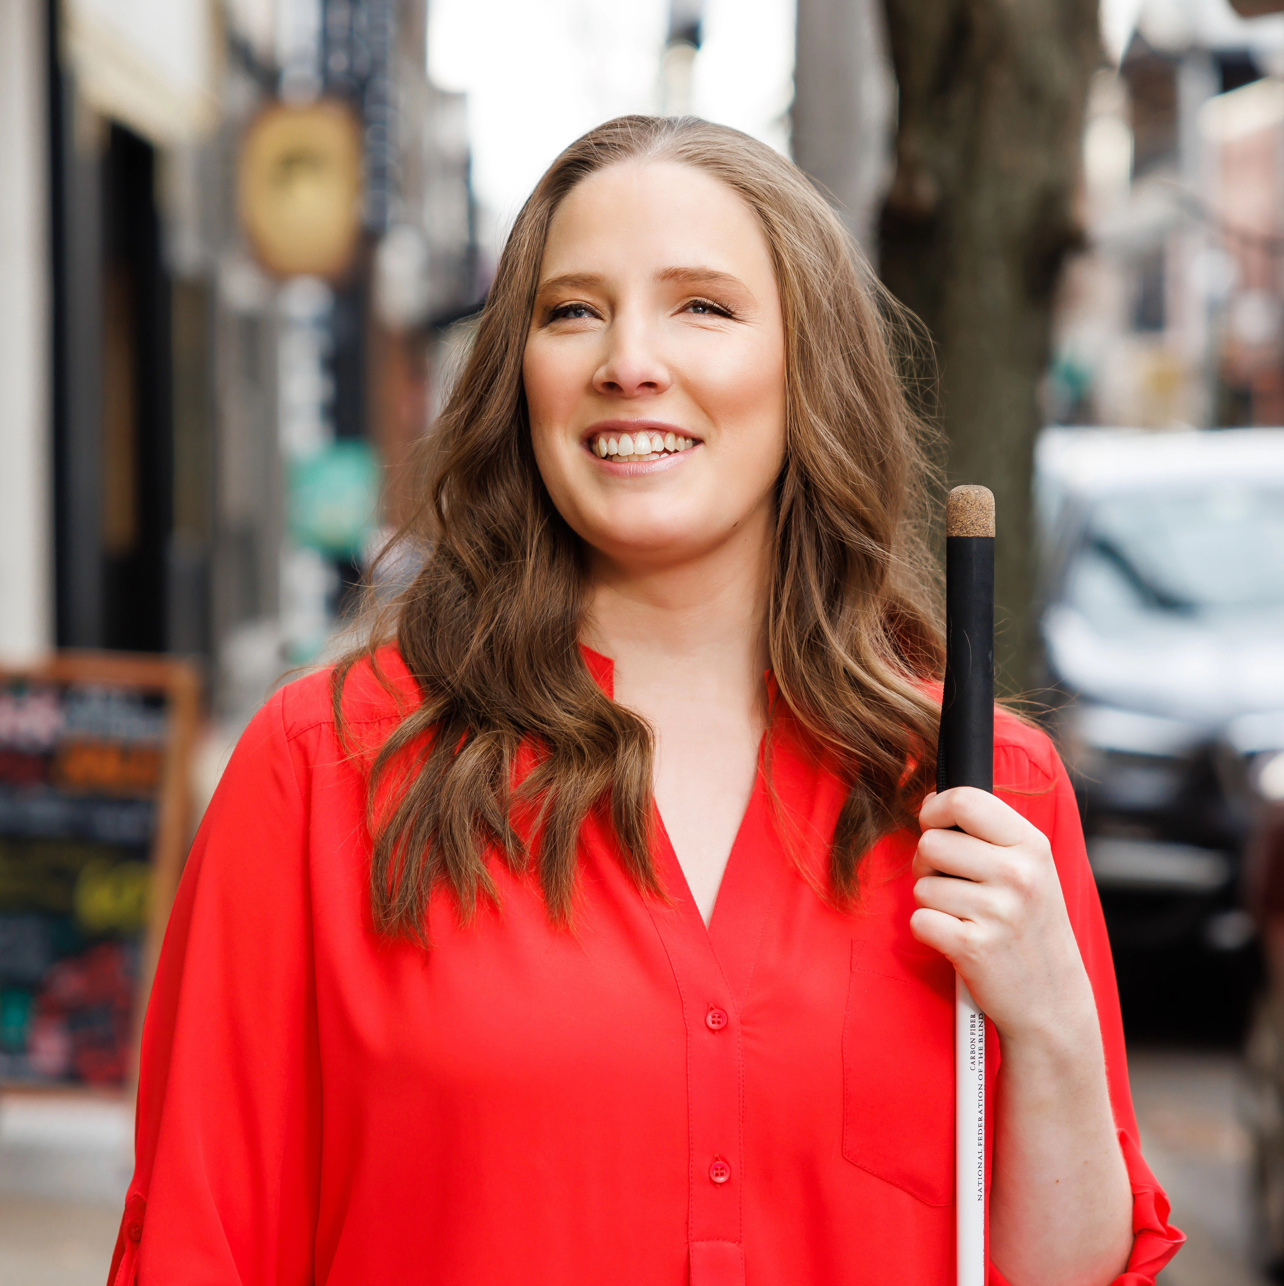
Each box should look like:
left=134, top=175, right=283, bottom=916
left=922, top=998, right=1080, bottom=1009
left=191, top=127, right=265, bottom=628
left=238, top=100, right=363, bottom=280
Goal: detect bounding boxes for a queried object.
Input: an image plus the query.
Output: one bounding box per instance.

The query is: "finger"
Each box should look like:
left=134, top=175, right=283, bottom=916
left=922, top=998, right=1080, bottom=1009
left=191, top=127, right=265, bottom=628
left=913, top=827, right=1004, bottom=882
left=908, top=906, right=970, bottom=959
left=913, top=872, right=1002, bottom=923
left=918, top=786, right=1037, bottom=848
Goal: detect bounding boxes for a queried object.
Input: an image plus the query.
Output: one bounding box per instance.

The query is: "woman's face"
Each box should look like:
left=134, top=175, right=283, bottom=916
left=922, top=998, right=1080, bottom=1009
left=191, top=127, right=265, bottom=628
left=524, top=160, right=787, bottom=573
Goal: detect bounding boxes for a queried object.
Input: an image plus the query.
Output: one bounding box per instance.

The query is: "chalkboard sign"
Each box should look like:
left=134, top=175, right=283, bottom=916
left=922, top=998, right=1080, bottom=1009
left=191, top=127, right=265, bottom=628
left=0, top=653, right=199, bottom=1088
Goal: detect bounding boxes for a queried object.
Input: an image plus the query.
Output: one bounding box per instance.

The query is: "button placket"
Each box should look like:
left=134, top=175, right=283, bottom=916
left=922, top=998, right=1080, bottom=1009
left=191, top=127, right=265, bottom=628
left=643, top=905, right=745, bottom=1282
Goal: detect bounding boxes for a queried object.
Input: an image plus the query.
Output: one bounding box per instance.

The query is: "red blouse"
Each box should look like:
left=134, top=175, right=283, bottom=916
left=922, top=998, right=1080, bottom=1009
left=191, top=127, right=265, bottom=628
left=108, top=649, right=1182, bottom=1285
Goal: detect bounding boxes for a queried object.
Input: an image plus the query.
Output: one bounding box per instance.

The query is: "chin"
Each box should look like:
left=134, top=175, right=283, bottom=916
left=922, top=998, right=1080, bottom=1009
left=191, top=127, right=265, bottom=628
left=581, top=499, right=704, bottom=546
left=598, top=529, right=751, bottom=574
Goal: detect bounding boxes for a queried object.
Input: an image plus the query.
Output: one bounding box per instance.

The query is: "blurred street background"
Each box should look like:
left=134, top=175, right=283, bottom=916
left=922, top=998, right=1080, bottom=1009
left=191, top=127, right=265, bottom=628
left=4, top=0, right=1284, bottom=1280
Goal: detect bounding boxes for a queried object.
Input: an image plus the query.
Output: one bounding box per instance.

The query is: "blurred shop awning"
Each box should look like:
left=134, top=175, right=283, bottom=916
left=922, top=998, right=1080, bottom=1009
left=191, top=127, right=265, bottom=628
left=63, top=0, right=218, bottom=146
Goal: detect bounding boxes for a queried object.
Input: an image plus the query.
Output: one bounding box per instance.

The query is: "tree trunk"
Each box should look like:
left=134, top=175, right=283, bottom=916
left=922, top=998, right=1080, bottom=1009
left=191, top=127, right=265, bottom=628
left=878, top=0, right=1100, bottom=690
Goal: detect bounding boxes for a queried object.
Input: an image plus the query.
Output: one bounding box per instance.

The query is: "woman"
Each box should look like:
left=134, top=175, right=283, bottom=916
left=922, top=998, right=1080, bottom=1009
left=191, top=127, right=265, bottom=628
left=109, top=117, right=1181, bottom=1285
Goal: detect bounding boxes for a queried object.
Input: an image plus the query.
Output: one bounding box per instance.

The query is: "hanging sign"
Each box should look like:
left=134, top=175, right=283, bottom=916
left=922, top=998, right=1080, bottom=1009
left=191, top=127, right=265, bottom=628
left=238, top=100, right=364, bottom=280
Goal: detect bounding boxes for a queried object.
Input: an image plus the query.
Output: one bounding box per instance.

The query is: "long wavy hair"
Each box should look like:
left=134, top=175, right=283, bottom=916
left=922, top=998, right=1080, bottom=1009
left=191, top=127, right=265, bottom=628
left=338, top=115, right=944, bottom=941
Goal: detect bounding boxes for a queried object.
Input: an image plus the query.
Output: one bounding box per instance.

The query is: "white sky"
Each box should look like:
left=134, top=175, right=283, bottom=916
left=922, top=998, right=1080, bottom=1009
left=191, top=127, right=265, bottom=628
left=427, top=0, right=796, bottom=265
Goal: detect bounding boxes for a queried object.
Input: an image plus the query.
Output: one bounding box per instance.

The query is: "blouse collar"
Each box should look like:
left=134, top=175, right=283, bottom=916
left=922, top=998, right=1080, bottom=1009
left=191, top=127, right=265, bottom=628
left=579, top=644, right=615, bottom=698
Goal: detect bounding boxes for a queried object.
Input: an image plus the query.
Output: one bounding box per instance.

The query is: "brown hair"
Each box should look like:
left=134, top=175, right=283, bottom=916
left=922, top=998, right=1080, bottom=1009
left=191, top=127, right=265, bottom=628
left=338, top=115, right=944, bottom=940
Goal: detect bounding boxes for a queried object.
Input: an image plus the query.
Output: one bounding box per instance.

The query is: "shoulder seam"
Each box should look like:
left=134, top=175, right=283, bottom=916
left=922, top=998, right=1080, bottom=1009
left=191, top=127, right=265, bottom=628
left=994, top=737, right=1058, bottom=788
left=273, top=689, right=309, bottom=804
left=283, top=710, right=402, bottom=744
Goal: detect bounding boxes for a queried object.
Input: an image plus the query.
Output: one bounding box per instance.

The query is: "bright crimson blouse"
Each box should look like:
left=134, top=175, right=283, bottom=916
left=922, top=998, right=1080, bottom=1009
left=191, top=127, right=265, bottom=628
left=108, top=649, right=1182, bottom=1285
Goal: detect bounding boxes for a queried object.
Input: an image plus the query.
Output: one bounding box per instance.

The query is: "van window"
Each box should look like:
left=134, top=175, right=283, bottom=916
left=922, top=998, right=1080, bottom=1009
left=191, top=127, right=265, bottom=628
left=1066, top=484, right=1284, bottom=631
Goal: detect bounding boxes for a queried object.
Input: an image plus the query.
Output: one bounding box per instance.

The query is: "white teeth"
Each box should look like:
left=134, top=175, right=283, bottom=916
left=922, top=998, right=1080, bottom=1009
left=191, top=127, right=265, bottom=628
left=591, top=431, right=697, bottom=459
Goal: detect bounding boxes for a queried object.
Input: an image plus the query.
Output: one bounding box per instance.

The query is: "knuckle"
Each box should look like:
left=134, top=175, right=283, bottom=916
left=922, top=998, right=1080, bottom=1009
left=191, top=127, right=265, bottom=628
left=995, top=850, right=1036, bottom=897
left=993, top=892, right=1023, bottom=929
left=1007, top=861, right=1038, bottom=900
left=918, top=830, right=949, bottom=867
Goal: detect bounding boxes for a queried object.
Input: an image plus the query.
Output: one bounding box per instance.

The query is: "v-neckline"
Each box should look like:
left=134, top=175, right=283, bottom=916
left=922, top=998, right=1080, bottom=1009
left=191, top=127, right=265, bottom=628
left=580, top=642, right=785, bottom=1010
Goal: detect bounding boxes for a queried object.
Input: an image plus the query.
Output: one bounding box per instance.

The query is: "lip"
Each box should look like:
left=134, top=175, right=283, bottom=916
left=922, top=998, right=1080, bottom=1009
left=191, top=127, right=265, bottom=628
left=580, top=420, right=702, bottom=476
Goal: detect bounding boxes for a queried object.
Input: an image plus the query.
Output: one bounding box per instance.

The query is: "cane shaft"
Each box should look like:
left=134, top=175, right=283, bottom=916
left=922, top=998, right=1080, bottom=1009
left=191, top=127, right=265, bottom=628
left=938, top=486, right=994, bottom=1286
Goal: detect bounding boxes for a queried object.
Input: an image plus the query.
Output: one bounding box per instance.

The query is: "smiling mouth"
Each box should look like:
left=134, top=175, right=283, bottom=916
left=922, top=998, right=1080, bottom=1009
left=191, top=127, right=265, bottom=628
left=589, top=429, right=698, bottom=462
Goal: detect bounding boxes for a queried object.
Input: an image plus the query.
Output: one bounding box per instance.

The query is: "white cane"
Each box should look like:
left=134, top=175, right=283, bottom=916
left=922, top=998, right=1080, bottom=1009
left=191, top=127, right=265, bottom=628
left=938, top=485, right=995, bottom=1286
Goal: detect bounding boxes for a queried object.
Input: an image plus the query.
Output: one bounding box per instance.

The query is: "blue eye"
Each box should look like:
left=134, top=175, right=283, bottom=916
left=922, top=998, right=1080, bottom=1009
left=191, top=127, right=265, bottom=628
left=549, top=303, right=594, bottom=321
left=687, top=298, right=733, bottom=318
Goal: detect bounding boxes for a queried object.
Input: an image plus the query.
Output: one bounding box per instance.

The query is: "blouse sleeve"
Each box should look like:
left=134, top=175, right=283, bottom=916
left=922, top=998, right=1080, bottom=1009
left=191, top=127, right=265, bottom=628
left=988, top=735, right=1185, bottom=1284
left=106, top=692, right=321, bottom=1286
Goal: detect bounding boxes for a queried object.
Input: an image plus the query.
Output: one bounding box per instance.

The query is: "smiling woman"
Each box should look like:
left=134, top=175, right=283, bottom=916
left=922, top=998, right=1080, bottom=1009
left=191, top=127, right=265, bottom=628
left=362, top=117, right=947, bottom=934
left=109, top=117, right=1181, bottom=1286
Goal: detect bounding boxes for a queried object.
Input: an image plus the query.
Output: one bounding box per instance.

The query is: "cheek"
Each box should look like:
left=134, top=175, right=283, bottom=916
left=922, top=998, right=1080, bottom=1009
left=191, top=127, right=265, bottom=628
left=524, top=335, right=596, bottom=423
left=522, top=343, right=560, bottom=436
left=698, top=339, right=787, bottom=470
left=523, top=344, right=577, bottom=477
left=523, top=346, right=596, bottom=533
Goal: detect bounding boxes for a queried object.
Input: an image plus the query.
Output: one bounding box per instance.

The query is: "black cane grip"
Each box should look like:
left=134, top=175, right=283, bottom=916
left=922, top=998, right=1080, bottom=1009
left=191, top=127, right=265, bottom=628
left=936, top=486, right=995, bottom=797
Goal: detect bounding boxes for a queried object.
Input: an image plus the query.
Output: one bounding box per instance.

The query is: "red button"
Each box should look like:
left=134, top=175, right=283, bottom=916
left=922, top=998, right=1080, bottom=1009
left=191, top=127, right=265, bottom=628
left=709, top=1158, right=731, bottom=1185
left=126, top=1222, right=142, bottom=1243
left=705, top=1007, right=729, bottom=1032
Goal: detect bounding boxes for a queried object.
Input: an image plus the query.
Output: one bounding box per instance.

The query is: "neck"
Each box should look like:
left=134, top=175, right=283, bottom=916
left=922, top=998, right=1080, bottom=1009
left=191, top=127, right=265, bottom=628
left=584, top=514, right=773, bottom=690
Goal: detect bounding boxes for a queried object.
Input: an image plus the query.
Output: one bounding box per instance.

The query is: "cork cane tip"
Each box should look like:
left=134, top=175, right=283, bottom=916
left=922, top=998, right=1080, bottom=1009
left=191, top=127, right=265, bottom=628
left=946, top=485, right=995, bottom=538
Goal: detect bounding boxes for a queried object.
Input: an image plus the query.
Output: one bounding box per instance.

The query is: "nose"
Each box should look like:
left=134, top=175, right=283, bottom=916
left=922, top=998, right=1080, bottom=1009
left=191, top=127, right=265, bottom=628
left=592, top=313, right=672, bottom=399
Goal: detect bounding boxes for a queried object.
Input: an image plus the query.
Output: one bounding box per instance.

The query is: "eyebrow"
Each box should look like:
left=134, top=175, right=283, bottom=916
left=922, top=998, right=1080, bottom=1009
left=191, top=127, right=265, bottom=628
left=534, top=271, right=606, bottom=295
left=534, top=266, right=751, bottom=296
left=655, top=266, right=748, bottom=293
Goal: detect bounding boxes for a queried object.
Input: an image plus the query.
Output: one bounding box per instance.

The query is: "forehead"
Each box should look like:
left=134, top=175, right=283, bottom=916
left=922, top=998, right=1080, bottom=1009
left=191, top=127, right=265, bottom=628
left=539, top=160, right=773, bottom=281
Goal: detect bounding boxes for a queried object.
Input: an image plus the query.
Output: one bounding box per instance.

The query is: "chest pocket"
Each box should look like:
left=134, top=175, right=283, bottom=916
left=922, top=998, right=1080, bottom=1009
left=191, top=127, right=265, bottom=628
left=842, top=940, right=956, bottom=1206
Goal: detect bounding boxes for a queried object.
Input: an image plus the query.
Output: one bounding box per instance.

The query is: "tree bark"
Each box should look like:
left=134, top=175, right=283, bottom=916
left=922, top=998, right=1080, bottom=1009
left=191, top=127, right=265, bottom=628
left=878, top=0, right=1100, bottom=690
